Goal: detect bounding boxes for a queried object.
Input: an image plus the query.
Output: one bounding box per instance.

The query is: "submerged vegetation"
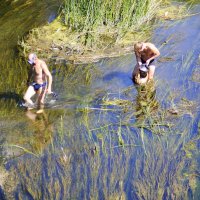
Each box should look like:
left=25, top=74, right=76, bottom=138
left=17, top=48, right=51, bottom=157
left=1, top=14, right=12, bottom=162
left=3, top=51, right=199, bottom=199
left=1, top=77, right=200, bottom=199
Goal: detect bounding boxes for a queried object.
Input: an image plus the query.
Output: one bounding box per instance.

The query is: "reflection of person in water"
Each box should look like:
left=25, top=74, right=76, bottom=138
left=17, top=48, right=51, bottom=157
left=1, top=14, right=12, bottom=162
left=25, top=110, right=53, bottom=153
left=25, top=109, right=64, bottom=154
left=132, top=42, right=160, bottom=85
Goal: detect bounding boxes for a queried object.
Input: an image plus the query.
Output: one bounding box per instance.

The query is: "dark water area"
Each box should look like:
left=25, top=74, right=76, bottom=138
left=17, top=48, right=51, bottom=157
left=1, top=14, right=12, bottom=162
left=0, top=1, right=200, bottom=200
left=0, top=0, right=61, bottom=59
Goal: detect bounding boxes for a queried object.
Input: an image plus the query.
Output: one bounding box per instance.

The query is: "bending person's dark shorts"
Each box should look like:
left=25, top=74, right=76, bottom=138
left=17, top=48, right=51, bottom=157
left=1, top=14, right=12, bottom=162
left=139, top=59, right=155, bottom=78
left=32, top=82, right=47, bottom=91
left=141, top=58, right=155, bottom=65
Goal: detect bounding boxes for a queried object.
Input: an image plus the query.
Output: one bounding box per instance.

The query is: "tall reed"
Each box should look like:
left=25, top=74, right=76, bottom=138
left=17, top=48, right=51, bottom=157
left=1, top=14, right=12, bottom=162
left=62, top=0, right=161, bottom=46
left=63, top=0, right=160, bottom=29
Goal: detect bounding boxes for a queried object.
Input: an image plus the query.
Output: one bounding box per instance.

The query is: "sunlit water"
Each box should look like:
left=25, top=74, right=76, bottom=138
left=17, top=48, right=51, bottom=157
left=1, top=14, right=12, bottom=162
left=0, top=1, right=200, bottom=199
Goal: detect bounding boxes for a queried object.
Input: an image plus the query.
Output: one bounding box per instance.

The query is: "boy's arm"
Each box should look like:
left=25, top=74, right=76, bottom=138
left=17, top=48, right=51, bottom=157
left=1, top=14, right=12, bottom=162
left=41, top=61, right=52, bottom=93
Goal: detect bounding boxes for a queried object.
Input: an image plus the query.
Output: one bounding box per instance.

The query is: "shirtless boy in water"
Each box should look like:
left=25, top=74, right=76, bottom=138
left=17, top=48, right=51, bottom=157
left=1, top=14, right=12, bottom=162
left=23, top=53, right=52, bottom=113
left=132, top=42, right=160, bottom=85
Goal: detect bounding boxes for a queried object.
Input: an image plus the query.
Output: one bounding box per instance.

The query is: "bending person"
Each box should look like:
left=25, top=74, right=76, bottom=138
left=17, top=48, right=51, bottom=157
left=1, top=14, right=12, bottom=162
left=132, top=42, right=160, bottom=85
left=23, top=53, right=52, bottom=113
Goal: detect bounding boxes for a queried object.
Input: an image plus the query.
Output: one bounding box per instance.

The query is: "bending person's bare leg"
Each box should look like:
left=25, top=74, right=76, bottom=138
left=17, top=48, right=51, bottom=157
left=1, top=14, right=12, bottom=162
left=132, top=64, right=148, bottom=84
left=147, top=64, right=156, bottom=81
left=132, top=64, right=139, bottom=78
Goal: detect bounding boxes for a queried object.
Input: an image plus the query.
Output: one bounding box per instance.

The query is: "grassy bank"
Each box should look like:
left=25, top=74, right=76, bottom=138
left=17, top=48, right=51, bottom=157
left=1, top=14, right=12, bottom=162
left=61, top=0, right=160, bottom=46
left=18, top=0, right=190, bottom=63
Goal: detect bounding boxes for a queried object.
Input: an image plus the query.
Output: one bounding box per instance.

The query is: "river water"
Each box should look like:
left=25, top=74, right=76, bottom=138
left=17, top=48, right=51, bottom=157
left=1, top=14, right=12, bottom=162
left=0, top=1, right=200, bottom=199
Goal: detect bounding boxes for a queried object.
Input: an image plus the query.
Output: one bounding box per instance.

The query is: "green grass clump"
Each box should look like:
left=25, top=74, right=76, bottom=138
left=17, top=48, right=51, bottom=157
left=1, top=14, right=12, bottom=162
left=63, top=0, right=158, bottom=29
left=62, top=0, right=161, bottom=47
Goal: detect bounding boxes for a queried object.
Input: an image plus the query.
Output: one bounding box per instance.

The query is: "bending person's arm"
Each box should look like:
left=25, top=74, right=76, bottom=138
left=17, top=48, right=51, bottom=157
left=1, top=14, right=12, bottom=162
left=134, top=51, right=142, bottom=65
left=146, top=43, right=160, bottom=65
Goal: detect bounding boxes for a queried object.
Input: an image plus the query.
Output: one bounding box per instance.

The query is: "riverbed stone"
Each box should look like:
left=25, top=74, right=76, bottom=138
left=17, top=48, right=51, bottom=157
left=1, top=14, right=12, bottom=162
left=0, top=166, right=8, bottom=188
left=191, top=68, right=200, bottom=83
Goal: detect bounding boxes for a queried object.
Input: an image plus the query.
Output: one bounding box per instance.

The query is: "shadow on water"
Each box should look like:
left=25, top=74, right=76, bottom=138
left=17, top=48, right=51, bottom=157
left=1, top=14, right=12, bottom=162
left=0, top=1, right=200, bottom=200
left=0, top=92, right=22, bottom=105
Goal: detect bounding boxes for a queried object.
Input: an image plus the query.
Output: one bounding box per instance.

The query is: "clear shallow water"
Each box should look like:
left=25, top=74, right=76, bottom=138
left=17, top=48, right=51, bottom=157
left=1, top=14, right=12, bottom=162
left=0, top=1, right=200, bottom=200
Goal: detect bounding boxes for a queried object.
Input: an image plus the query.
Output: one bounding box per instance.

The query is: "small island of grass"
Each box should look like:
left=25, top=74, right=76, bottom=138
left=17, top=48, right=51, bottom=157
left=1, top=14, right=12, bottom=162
left=18, top=0, right=189, bottom=64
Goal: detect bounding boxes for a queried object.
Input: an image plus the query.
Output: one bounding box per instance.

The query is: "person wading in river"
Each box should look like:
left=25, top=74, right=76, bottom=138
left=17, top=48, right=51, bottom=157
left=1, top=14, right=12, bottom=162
left=132, top=42, right=160, bottom=85
left=23, top=53, right=53, bottom=113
